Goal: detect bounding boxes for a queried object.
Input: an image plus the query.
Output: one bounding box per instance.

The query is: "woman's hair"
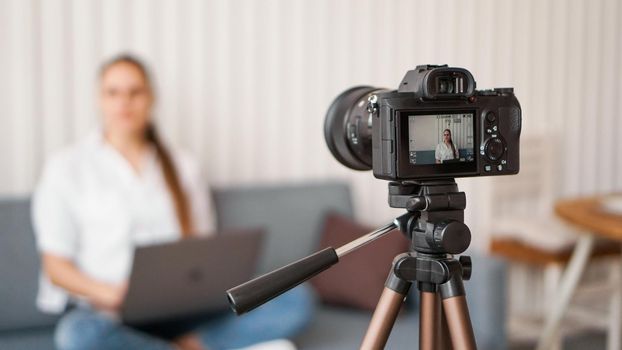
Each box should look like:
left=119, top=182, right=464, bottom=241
left=444, top=128, right=458, bottom=159
left=99, top=54, right=193, bottom=237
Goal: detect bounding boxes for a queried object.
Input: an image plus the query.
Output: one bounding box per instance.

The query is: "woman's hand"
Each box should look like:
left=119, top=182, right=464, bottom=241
left=172, top=333, right=206, bottom=350
left=90, top=281, right=128, bottom=312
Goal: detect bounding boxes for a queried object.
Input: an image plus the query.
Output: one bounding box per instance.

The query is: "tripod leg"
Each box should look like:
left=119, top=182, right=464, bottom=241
left=440, top=302, right=453, bottom=350
left=439, top=262, right=477, bottom=350
left=419, top=286, right=441, bottom=350
left=361, top=272, right=410, bottom=350
left=442, top=295, right=475, bottom=350
left=420, top=286, right=454, bottom=350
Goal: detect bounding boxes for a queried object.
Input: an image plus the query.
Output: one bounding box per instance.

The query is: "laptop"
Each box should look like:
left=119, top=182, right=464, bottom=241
left=120, top=229, right=264, bottom=326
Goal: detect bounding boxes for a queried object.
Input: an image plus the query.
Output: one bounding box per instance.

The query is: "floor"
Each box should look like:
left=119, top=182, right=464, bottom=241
left=510, top=331, right=606, bottom=350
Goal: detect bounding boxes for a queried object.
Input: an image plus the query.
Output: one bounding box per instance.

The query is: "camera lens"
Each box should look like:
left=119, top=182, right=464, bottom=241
left=324, top=86, right=387, bottom=170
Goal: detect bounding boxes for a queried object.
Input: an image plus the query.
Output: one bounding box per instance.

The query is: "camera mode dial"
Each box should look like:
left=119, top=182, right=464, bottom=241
left=484, top=137, right=505, bottom=161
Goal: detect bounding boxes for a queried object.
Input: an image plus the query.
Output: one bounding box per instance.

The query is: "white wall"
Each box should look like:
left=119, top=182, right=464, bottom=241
left=1, top=0, right=621, bottom=249
left=410, top=116, right=441, bottom=151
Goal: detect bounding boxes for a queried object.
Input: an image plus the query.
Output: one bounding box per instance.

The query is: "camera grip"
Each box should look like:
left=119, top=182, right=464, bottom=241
left=226, top=247, right=339, bottom=315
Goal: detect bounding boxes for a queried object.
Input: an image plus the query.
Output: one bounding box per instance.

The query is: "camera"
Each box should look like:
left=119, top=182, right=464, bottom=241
left=324, top=64, right=521, bottom=181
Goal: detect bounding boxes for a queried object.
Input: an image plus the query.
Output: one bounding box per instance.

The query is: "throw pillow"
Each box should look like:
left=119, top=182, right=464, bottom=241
left=310, top=212, right=410, bottom=311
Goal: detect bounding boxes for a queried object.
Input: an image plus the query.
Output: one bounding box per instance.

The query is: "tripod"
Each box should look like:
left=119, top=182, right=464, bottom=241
left=227, top=179, right=477, bottom=350
left=361, top=180, right=476, bottom=349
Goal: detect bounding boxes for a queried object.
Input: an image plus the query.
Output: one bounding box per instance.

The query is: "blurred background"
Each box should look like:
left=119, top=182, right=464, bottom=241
left=1, top=0, right=621, bottom=347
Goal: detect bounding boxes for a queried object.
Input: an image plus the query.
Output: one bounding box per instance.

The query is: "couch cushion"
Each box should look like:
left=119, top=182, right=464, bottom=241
left=297, top=306, right=418, bottom=350
left=0, top=198, right=59, bottom=331
left=212, top=182, right=353, bottom=274
left=0, top=326, right=55, bottom=350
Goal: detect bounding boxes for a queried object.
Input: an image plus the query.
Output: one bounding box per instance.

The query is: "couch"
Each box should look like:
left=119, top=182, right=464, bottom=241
left=0, top=181, right=507, bottom=349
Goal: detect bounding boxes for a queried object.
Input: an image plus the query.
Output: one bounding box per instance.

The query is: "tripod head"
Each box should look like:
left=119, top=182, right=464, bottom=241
left=226, top=178, right=472, bottom=315
left=388, top=179, right=471, bottom=255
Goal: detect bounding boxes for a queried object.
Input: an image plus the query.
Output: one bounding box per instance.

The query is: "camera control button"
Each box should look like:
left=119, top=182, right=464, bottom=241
left=501, top=159, right=507, bottom=165
left=484, top=138, right=505, bottom=161
left=497, top=165, right=503, bottom=171
left=484, top=165, right=492, bottom=172
left=486, top=112, right=496, bottom=123
left=486, top=128, right=493, bottom=134
left=492, top=125, right=498, bottom=132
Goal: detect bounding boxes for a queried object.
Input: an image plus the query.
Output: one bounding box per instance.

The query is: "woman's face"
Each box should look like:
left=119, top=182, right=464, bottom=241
left=99, top=62, right=153, bottom=138
left=443, top=130, right=451, bottom=142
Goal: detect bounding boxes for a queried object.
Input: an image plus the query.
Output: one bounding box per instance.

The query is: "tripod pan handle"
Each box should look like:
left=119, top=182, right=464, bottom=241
left=226, top=247, right=339, bottom=315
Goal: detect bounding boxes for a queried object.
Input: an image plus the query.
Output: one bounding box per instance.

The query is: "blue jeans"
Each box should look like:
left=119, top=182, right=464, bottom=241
left=55, top=285, right=314, bottom=350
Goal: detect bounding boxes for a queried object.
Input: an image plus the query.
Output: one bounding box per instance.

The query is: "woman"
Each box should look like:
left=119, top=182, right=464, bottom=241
left=435, top=129, right=459, bottom=164
left=33, top=55, right=312, bottom=350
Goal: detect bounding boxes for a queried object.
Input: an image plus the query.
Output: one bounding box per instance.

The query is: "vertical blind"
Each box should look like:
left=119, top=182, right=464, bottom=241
left=1, top=0, right=621, bottom=247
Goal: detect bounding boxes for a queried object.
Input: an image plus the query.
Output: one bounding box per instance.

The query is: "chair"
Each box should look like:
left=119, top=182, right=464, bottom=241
left=486, top=134, right=619, bottom=348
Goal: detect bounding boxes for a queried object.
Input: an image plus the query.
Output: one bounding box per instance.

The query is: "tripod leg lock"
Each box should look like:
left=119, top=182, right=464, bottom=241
left=393, top=253, right=450, bottom=285
left=384, top=269, right=411, bottom=295
left=459, top=255, right=472, bottom=281
left=439, top=260, right=467, bottom=298
left=390, top=253, right=472, bottom=296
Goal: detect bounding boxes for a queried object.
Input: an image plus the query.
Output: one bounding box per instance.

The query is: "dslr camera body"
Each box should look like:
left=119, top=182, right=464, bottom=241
left=325, top=64, right=521, bottom=181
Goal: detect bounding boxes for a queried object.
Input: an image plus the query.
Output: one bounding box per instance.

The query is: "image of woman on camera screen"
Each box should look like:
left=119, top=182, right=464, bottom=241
left=32, top=54, right=311, bottom=350
left=435, top=128, right=459, bottom=163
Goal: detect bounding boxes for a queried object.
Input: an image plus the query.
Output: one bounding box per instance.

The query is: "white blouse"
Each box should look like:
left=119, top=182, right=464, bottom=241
left=32, top=130, right=215, bottom=313
left=435, top=142, right=459, bottom=163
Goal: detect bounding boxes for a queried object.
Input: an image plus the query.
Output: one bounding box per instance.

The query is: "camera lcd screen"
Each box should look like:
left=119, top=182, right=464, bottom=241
left=408, top=113, right=475, bottom=166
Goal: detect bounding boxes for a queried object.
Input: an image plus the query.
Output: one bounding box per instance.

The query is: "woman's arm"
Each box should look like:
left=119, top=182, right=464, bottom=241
left=42, top=253, right=126, bottom=312
left=34, top=157, right=126, bottom=312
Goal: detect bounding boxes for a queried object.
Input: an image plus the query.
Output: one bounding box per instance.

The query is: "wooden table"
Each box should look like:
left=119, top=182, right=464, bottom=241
left=537, top=195, right=622, bottom=350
